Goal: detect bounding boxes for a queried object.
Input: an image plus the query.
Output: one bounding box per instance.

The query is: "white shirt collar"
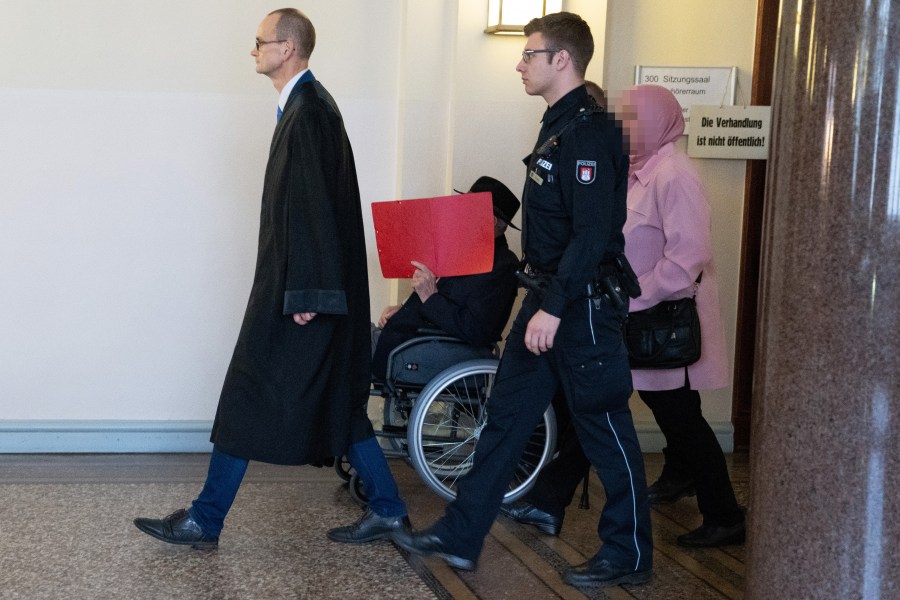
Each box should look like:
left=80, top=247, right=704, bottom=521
left=278, top=68, right=309, bottom=112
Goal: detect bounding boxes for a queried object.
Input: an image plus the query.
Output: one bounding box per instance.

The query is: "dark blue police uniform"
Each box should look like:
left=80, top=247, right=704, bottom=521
left=430, top=85, right=653, bottom=571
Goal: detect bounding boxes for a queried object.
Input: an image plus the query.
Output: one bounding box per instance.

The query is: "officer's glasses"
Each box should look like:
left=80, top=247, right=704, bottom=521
left=521, top=48, right=560, bottom=63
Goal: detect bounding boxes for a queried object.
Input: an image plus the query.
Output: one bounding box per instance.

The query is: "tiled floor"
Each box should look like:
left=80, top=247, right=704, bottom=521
left=0, top=452, right=747, bottom=599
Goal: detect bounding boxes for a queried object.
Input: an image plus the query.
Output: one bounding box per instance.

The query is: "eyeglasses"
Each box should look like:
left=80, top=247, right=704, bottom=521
left=255, top=38, right=286, bottom=51
left=521, top=48, right=560, bottom=63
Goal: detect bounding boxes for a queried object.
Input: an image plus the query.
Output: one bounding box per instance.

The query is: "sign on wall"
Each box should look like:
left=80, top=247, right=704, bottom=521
left=687, top=105, right=772, bottom=160
left=634, top=66, right=737, bottom=134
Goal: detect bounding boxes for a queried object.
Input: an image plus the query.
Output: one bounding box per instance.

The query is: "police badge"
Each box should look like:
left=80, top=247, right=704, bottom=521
left=576, top=160, right=596, bottom=184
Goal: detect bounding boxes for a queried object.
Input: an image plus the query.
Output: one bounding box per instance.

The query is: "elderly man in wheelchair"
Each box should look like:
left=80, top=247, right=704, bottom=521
left=327, top=176, right=557, bottom=545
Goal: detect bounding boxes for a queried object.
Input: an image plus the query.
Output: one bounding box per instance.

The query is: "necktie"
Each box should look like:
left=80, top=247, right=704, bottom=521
left=277, top=106, right=283, bottom=123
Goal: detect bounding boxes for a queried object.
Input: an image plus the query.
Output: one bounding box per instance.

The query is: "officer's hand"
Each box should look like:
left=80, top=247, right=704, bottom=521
left=525, top=310, right=561, bottom=355
left=293, top=312, right=317, bottom=325
left=378, top=305, right=401, bottom=327
left=411, top=261, right=439, bottom=303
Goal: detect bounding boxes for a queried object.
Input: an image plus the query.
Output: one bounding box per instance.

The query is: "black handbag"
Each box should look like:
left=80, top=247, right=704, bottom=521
left=624, top=276, right=702, bottom=369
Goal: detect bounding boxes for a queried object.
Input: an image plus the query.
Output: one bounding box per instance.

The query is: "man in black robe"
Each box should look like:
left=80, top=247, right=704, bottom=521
left=134, top=8, right=374, bottom=548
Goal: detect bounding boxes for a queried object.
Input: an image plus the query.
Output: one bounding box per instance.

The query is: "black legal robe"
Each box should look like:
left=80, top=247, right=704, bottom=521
left=210, top=74, right=372, bottom=465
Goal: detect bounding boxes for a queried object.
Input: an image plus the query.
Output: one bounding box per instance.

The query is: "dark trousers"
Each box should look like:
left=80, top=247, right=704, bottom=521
left=523, top=391, right=592, bottom=519
left=347, top=436, right=406, bottom=517
left=190, top=447, right=249, bottom=537
left=190, top=409, right=405, bottom=537
left=432, top=293, right=652, bottom=569
left=525, top=384, right=743, bottom=527
left=641, top=386, right=742, bottom=526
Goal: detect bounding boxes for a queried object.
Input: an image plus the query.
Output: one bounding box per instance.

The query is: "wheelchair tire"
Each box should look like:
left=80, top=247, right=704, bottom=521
left=348, top=472, right=369, bottom=509
left=406, top=358, right=557, bottom=504
left=334, top=455, right=354, bottom=482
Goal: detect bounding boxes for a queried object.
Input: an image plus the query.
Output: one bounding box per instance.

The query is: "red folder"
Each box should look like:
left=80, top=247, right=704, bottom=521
left=372, top=192, right=495, bottom=278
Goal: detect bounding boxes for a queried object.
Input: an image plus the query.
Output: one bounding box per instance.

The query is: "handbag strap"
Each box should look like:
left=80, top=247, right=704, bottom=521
left=691, top=272, right=703, bottom=297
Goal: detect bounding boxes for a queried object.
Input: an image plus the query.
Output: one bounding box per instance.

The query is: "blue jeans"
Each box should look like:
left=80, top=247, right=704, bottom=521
left=188, top=441, right=404, bottom=537
left=189, top=446, right=248, bottom=537
left=349, top=436, right=407, bottom=517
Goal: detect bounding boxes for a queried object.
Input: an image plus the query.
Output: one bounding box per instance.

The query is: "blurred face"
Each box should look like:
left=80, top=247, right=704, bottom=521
left=251, top=14, right=286, bottom=76
left=616, top=92, right=644, bottom=154
left=516, top=33, right=557, bottom=98
left=615, top=85, right=686, bottom=158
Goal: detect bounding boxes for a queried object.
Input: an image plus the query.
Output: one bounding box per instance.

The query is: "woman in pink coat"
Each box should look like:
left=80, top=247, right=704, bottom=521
left=622, top=84, right=743, bottom=547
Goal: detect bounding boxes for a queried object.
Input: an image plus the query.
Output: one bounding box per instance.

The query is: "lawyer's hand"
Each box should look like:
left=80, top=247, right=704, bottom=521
left=293, top=312, right=317, bottom=325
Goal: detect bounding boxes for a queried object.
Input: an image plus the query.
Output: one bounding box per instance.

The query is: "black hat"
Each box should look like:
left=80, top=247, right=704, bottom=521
left=454, top=176, right=521, bottom=230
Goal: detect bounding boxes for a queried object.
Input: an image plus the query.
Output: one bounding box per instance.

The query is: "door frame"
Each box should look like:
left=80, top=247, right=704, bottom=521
left=732, top=0, right=780, bottom=451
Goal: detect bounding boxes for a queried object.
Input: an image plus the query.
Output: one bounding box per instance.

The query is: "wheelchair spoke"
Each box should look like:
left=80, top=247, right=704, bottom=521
left=426, top=440, right=476, bottom=474
left=407, top=358, right=556, bottom=504
left=419, top=397, right=480, bottom=477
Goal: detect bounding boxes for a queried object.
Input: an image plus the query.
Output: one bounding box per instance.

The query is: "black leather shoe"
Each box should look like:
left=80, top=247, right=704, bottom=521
left=499, top=501, right=563, bottom=536
left=564, top=557, right=652, bottom=589
left=677, top=521, right=745, bottom=547
left=392, top=529, right=476, bottom=571
left=327, top=509, right=411, bottom=544
left=647, top=477, right=696, bottom=504
left=133, top=508, right=218, bottom=548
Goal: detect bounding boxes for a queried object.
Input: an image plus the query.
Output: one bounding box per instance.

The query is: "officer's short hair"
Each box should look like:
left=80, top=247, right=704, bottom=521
left=270, top=8, right=316, bottom=59
left=524, top=12, right=593, bottom=77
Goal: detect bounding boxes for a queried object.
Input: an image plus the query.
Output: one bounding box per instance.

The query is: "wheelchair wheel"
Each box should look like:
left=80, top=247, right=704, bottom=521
left=406, top=359, right=557, bottom=503
left=348, top=472, right=369, bottom=509
left=334, top=455, right=354, bottom=482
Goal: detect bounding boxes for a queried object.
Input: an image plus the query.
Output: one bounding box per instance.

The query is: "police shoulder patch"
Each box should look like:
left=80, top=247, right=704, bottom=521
left=575, top=160, right=596, bottom=184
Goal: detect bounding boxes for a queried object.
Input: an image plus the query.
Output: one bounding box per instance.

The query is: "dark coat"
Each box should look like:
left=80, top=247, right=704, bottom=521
left=371, top=234, right=519, bottom=379
left=210, top=72, right=371, bottom=465
left=522, top=85, right=628, bottom=317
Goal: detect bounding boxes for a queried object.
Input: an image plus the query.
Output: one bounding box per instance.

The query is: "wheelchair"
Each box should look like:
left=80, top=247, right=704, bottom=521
left=337, top=331, right=557, bottom=507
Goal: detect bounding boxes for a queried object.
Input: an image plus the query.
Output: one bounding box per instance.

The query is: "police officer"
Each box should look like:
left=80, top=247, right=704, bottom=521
left=393, top=12, right=653, bottom=590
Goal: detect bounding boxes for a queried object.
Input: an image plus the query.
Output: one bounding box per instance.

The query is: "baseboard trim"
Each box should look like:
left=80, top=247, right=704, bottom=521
left=0, top=420, right=214, bottom=453
left=0, top=419, right=733, bottom=454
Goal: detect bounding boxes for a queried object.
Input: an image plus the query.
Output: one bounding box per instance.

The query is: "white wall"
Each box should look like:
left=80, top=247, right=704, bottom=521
left=0, top=0, right=407, bottom=422
left=0, top=0, right=756, bottom=451
left=0, top=0, right=576, bottom=425
left=603, top=0, right=759, bottom=435
left=449, top=0, right=608, bottom=241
